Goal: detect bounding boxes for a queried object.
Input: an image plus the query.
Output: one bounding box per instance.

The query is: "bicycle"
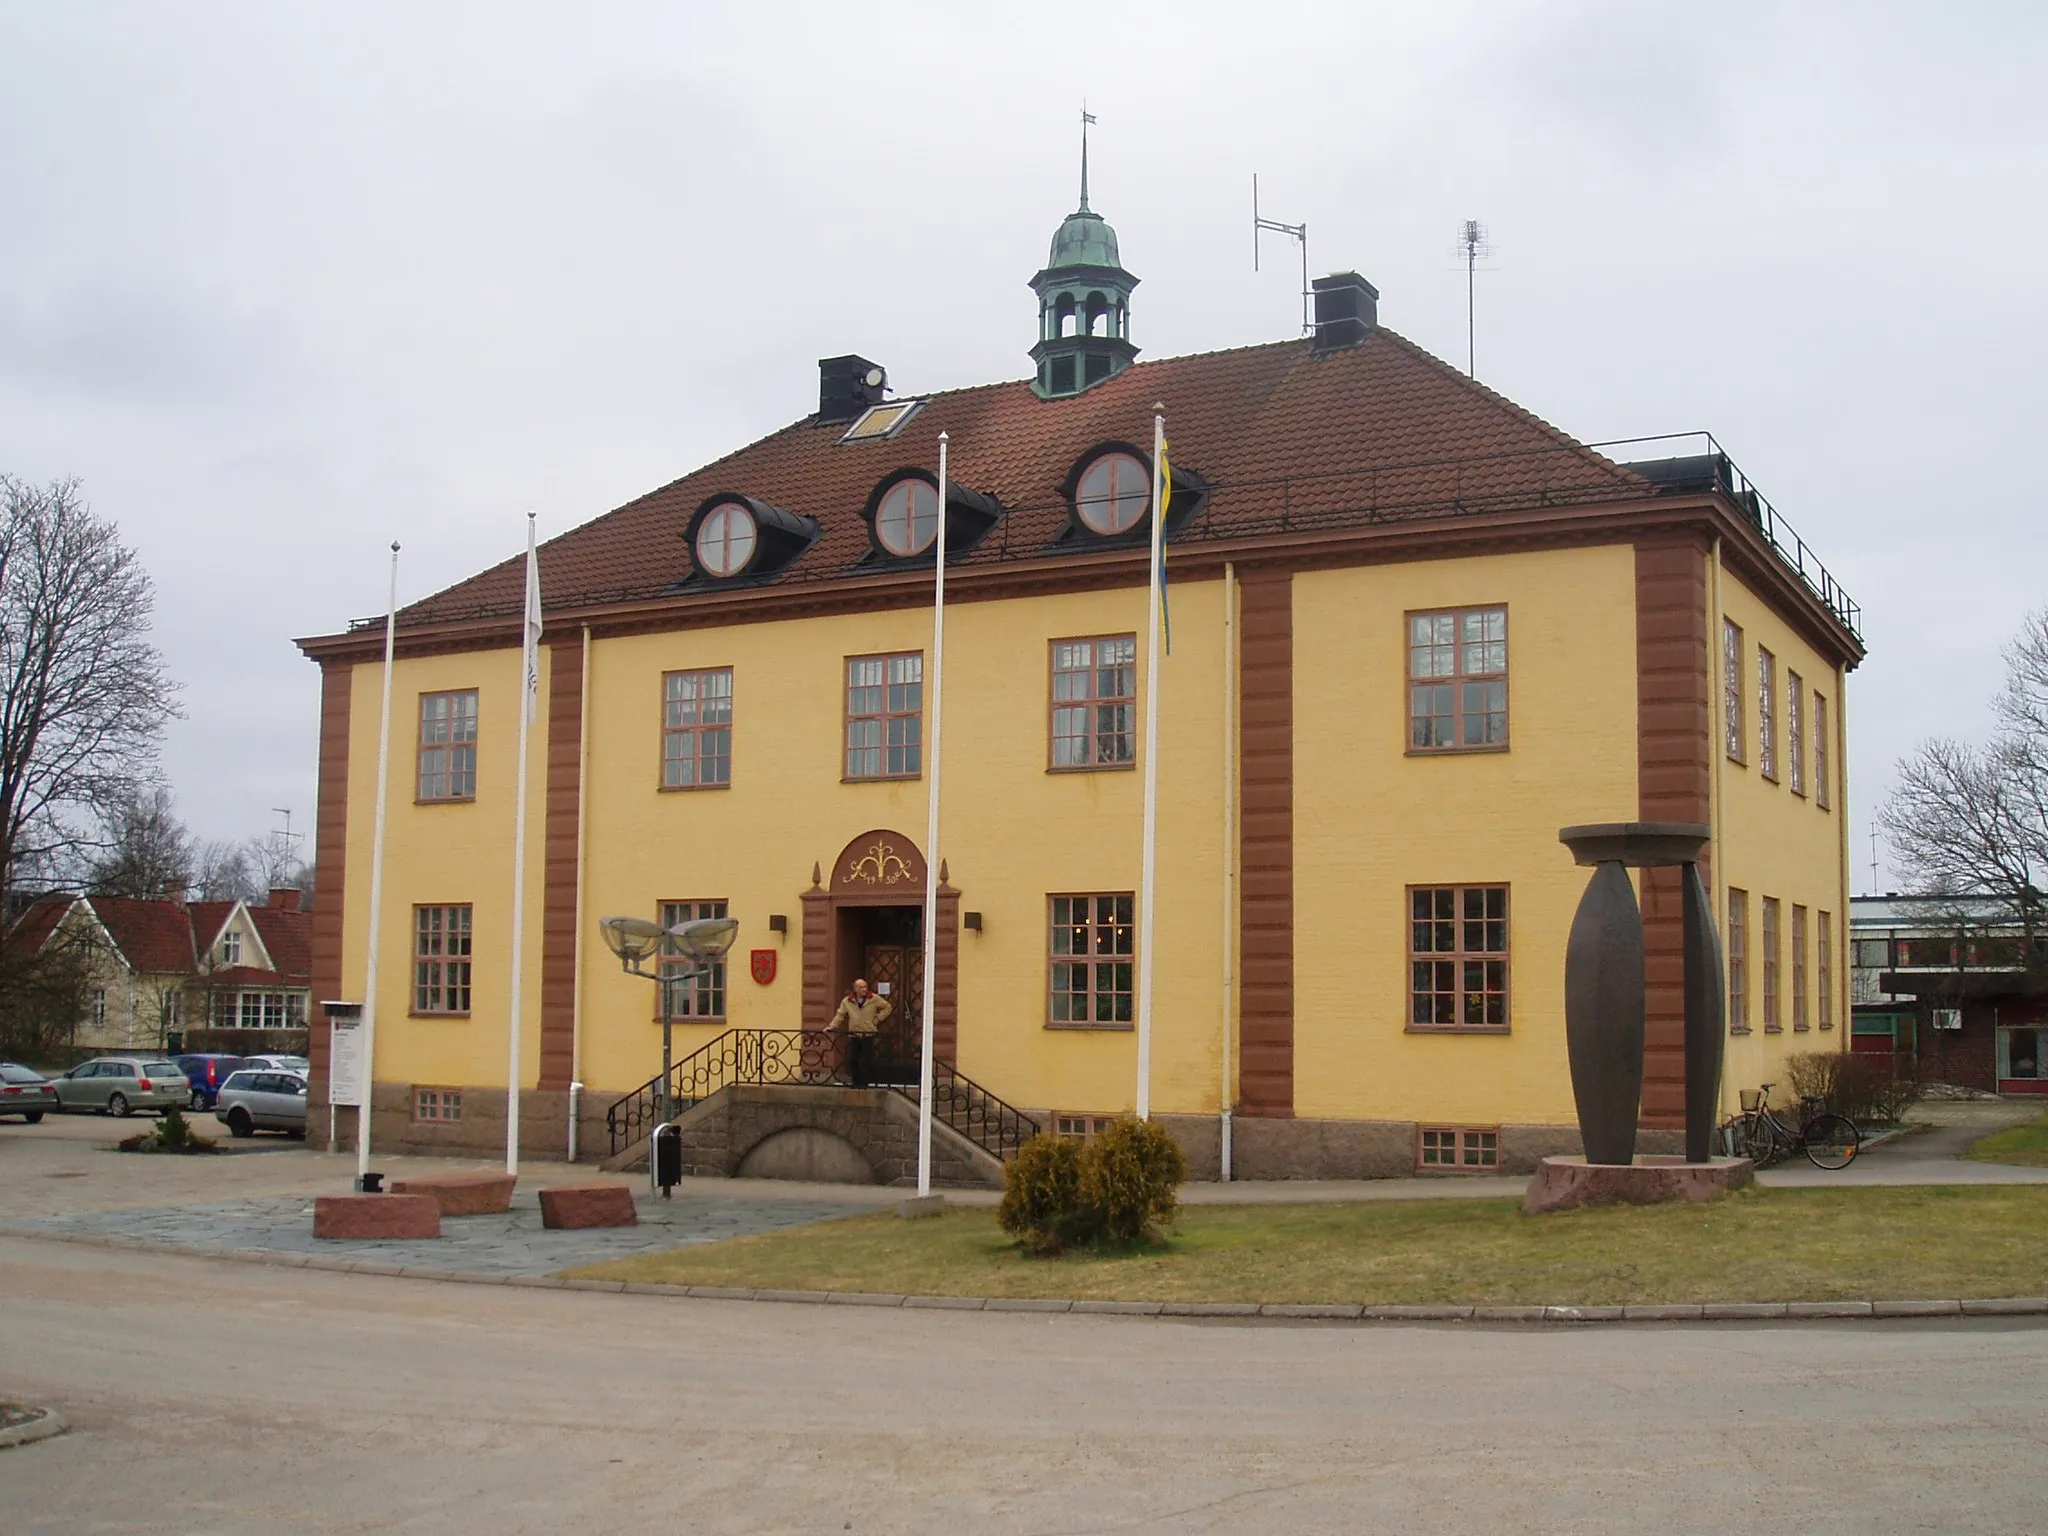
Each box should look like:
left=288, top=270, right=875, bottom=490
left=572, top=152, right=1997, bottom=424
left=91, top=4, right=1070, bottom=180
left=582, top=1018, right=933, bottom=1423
left=1718, top=1082, right=1861, bottom=1170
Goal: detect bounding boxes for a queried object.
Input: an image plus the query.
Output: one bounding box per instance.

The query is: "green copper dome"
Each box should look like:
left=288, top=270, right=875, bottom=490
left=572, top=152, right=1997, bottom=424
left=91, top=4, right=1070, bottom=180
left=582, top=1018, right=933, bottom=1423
left=1047, top=208, right=1122, bottom=271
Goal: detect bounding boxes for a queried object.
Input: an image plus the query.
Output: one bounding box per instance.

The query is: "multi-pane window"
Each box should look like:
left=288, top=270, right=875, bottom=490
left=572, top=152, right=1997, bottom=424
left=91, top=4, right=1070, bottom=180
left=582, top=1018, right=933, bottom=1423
left=845, top=653, right=923, bottom=779
left=238, top=992, right=291, bottom=1029
left=419, top=690, right=479, bottom=801
left=1419, top=1126, right=1498, bottom=1171
left=1792, top=904, right=1809, bottom=1029
left=1756, top=648, right=1778, bottom=781
left=1409, top=885, right=1510, bottom=1030
left=221, top=931, right=243, bottom=965
left=1814, top=692, right=1831, bottom=809
left=1761, top=896, right=1782, bottom=1030
left=1787, top=670, right=1805, bottom=795
left=1728, top=889, right=1750, bottom=1030
left=413, top=905, right=473, bottom=1015
left=1049, top=894, right=1135, bottom=1026
left=1408, top=607, right=1508, bottom=751
left=1050, top=635, right=1137, bottom=769
left=659, top=900, right=729, bottom=1022
left=662, top=669, right=733, bottom=788
left=1723, top=620, right=1745, bottom=762
left=414, top=1088, right=463, bottom=1123
left=1817, top=911, right=1835, bottom=1029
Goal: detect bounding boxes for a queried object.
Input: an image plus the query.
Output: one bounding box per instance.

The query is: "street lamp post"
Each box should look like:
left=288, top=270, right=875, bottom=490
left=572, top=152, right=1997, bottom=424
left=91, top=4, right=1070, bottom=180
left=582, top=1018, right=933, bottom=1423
left=599, top=913, right=740, bottom=1195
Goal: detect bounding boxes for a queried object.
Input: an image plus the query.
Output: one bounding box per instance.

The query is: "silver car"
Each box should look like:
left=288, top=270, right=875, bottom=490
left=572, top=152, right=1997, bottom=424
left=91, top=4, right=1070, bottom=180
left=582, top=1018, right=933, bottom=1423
left=213, top=1069, right=308, bottom=1138
left=52, top=1057, right=189, bottom=1117
left=0, top=1062, right=58, bottom=1122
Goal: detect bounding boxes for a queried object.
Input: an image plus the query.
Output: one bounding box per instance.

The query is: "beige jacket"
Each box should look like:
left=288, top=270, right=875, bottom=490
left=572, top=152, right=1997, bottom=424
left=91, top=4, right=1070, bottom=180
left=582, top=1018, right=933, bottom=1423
left=829, top=992, right=893, bottom=1036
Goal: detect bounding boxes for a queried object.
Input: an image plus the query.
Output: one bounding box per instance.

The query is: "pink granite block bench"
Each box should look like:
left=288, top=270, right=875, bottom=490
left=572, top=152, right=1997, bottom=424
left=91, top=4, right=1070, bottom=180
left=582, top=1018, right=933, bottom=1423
left=313, top=1193, right=442, bottom=1240
left=538, top=1182, right=639, bottom=1230
left=389, top=1172, right=518, bottom=1216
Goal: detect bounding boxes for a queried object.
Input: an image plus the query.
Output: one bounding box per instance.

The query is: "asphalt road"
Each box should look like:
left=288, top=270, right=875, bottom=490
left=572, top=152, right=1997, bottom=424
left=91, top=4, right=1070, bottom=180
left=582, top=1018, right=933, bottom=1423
left=5, top=1237, right=2046, bottom=1535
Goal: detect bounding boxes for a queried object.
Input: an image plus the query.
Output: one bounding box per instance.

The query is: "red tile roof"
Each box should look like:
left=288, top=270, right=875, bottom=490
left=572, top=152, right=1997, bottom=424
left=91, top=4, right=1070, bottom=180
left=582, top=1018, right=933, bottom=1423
left=246, top=904, right=311, bottom=984
left=185, top=900, right=236, bottom=955
left=391, top=332, right=1648, bottom=629
left=88, top=895, right=198, bottom=974
left=9, top=894, right=78, bottom=955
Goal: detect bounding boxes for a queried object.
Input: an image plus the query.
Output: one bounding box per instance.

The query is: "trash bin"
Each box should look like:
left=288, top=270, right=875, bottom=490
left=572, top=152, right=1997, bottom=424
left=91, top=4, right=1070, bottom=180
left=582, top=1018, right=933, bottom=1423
left=653, top=1124, right=682, bottom=1196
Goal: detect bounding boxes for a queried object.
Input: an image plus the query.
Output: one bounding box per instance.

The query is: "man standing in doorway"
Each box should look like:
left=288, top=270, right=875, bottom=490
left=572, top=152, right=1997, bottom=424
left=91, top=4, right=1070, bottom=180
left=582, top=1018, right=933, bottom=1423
left=831, top=978, right=892, bottom=1087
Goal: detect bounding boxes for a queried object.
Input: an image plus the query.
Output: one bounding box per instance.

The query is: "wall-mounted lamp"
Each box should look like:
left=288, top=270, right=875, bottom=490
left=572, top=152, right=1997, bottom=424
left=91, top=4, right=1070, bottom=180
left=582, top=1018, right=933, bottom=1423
left=767, top=913, right=789, bottom=936
left=963, top=911, right=983, bottom=933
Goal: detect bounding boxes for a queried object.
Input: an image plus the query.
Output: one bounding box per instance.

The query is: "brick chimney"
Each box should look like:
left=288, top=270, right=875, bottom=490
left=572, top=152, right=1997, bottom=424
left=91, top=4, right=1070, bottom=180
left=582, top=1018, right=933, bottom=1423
left=267, top=887, right=301, bottom=912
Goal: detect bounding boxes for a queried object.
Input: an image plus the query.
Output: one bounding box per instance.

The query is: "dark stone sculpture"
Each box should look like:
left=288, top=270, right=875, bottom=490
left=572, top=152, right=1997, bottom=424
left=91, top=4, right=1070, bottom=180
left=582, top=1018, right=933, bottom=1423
left=1559, top=823, right=1724, bottom=1166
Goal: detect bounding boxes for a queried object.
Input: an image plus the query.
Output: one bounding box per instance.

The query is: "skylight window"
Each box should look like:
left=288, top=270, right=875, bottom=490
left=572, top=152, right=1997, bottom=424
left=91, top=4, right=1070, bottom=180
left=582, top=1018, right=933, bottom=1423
left=839, top=399, right=923, bottom=444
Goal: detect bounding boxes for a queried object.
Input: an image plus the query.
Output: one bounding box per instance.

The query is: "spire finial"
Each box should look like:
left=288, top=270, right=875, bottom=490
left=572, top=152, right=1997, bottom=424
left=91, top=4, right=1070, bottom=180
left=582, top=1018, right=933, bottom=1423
left=1079, top=104, right=1096, bottom=213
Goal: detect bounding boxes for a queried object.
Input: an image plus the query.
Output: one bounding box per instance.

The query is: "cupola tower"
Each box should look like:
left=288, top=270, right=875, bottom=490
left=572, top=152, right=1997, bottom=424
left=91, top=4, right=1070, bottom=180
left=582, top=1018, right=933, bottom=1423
left=1029, top=114, right=1139, bottom=398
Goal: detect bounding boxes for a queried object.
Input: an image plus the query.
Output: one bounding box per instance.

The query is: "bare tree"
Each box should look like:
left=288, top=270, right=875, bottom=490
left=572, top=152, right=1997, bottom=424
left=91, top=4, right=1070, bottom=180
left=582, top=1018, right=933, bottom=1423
left=1884, top=608, right=2048, bottom=954
left=86, top=785, right=193, bottom=899
left=0, top=476, right=180, bottom=885
left=0, top=903, right=108, bottom=1061
left=192, top=838, right=260, bottom=903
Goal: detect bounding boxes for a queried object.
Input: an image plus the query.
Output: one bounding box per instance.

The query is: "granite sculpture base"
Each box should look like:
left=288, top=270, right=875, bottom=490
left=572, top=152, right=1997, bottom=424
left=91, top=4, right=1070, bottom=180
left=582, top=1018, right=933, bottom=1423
left=538, top=1182, right=639, bottom=1229
left=388, top=1172, right=517, bottom=1216
left=1523, top=1155, right=1753, bottom=1215
left=313, top=1193, right=442, bottom=1239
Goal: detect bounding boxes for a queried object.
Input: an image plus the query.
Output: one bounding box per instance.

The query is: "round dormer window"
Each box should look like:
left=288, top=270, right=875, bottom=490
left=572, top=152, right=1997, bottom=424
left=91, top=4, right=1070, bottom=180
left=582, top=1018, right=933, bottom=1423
left=695, top=500, right=758, bottom=577
left=874, top=478, right=941, bottom=557
left=1075, top=450, right=1150, bottom=536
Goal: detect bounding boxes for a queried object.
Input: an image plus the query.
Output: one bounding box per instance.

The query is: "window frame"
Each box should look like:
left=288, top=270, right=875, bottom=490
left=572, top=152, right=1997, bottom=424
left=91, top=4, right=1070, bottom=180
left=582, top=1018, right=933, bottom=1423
left=660, top=667, right=734, bottom=791
left=1417, top=1125, right=1501, bottom=1173
left=1787, top=669, right=1806, bottom=796
left=1406, top=884, right=1512, bottom=1034
left=412, top=1086, right=463, bottom=1124
left=1723, top=620, right=1745, bottom=764
left=1817, top=910, right=1835, bottom=1030
left=658, top=899, right=730, bottom=1024
left=1048, top=634, right=1139, bottom=773
left=1814, top=690, right=1832, bottom=809
left=1728, top=888, right=1750, bottom=1032
left=1791, top=903, right=1809, bottom=1030
left=221, top=931, right=243, bottom=965
left=411, top=904, right=474, bottom=1017
left=872, top=476, right=942, bottom=558
left=1757, top=647, right=1778, bottom=782
left=843, top=650, right=924, bottom=782
left=1405, top=605, right=1510, bottom=755
left=417, top=689, right=480, bottom=803
left=1072, top=450, right=1152, bottom=537
left=1761, top=895, right=1782, bottom=1032
left=1046, top=892, right=1136, bottom=1030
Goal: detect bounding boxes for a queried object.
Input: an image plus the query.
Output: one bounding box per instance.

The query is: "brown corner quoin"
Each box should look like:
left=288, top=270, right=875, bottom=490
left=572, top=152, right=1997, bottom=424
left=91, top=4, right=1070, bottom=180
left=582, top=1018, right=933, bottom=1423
left=538, top=1183, right=639, bottom=1230
left=389, top=1172, right=518, bottom=1217
left=313, top=1193, right=442, bottom=1240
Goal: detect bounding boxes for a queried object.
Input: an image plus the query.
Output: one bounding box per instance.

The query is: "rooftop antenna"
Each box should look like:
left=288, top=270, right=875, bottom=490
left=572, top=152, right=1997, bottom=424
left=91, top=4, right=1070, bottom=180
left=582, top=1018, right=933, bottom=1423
left=1869, top=826, right=1881, bottom=894
left=1253, top=175, right=1311, bottom=336
left=1079, top=103, right=1095, bottom=211
left=270, top=807, right=303, bottom=875
left=1457, top=219, right=1492, bottom=376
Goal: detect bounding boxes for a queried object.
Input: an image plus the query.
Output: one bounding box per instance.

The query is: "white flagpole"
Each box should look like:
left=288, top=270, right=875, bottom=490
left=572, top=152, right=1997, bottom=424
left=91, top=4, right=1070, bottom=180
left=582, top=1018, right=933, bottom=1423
left=1137, top=407, right=1166, bottom=1120
left=505, top=512, right=540, bottom=1177
left=358, top=542, right=400, bottom=1188
left=915, top=434, right=949, bottom=1197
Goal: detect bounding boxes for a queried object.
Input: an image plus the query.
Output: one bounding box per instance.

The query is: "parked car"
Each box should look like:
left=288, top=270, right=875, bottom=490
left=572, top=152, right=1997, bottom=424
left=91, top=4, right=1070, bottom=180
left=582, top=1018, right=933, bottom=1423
left=174, top=1053, right=247, bottom=1110
left=51, top=1057, right=190, bottom=1117
left=240, top=1055, right=310, bottom=1075
left=0, top=1062, right=58, bottom=1122
left=213, top=1069, right=308, bottom=1138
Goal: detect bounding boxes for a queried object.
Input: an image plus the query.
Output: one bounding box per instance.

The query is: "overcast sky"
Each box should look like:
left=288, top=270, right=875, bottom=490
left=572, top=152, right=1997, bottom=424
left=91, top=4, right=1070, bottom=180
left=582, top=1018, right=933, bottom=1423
left=0, top=0, right=2036, bottom=888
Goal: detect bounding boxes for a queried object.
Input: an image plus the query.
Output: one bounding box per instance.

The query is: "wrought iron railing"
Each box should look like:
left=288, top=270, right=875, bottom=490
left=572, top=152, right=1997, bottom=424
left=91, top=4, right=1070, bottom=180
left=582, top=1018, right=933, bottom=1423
left=603, top=1026, right=1041, bottom=1167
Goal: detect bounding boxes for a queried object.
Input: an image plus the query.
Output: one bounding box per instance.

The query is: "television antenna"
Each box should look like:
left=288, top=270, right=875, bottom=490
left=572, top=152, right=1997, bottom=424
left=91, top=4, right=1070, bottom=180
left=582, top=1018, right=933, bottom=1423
left=1253, top=175, right=1311, bottom=336
left=1869, top=826, right=1881, bottom=894
left=1457, top=219, right=1492, bottom=377
left=270, top=807, right=303, bottom=872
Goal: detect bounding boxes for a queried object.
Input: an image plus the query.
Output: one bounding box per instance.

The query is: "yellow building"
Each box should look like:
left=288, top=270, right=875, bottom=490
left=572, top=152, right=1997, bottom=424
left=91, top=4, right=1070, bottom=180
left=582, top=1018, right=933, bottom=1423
left=296, top=189, right=1863, bottom=1180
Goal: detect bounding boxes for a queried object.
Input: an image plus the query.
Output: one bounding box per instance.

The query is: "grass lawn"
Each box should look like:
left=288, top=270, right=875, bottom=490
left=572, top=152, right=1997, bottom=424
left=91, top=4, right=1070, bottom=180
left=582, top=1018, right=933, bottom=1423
left=1966, top=1112, right=2048, bottom=1166
left=571, top=1185, right=2048, bottom=1306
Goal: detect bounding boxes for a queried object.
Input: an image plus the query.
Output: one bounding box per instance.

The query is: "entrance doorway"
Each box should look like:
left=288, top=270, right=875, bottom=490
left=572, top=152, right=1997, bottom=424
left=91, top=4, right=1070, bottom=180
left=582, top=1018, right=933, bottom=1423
left=803, top=827, right=960, bottom=1068
left=840, top=904, right=922, bottom=1086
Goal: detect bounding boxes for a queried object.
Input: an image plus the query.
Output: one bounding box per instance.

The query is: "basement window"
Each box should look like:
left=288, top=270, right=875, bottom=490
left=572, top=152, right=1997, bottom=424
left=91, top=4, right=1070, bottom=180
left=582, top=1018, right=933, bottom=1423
left=1054, top=1114, right=1117, bottom=1141
left=413, top=1087, right=463, bottom=1123
left=1418, top=1126, right=1498, bottom=1172
left=839, top=400, right=923, bottom=444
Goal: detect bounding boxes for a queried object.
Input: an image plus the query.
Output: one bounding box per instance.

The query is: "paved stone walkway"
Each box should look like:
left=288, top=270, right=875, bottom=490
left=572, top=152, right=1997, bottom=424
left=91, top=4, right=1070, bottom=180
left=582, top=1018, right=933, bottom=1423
left=3, top=1188, right=860, bottom=1275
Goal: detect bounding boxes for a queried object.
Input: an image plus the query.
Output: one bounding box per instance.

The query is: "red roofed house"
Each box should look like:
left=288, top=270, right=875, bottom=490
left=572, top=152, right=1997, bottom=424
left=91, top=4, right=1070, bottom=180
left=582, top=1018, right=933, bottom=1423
left=7, top=890, right=312, bottom=1053
left=295, top=162, right=1863, bottom=1178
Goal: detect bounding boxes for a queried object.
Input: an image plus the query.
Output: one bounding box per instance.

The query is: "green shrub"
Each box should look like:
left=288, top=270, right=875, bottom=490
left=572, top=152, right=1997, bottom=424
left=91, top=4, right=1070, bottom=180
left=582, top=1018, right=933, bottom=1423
left=1079, top=1116, right=1187, bottom=1244
left=998, top=1133, right=1086, bottom=1255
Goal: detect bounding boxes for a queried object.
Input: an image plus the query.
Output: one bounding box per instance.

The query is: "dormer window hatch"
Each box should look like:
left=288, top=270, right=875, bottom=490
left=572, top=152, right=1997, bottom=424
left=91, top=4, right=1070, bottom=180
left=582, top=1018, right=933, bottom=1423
left=685, top=494, right=819, bottom=583
left=862, top=471, right=1005, bottom=562
left=1062, top=443, right=1209, bottom=544
left=840, top=399, right=924, bottom=445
